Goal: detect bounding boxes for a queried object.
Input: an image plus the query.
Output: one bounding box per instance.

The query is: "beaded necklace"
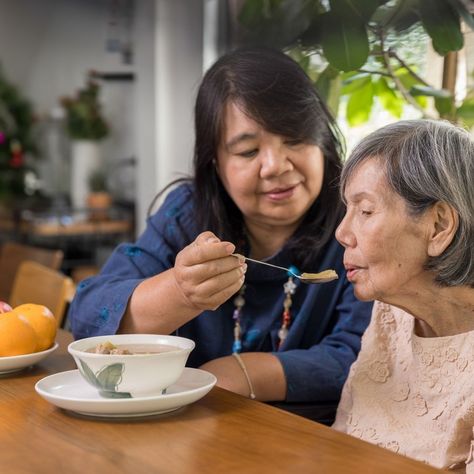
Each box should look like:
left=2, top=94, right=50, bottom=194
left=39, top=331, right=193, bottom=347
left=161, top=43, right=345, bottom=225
left=232, top=266, right=299, bottom=354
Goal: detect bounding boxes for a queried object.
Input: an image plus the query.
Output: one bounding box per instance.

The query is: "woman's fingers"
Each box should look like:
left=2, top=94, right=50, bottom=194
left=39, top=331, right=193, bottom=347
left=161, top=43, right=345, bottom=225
left=173, top=232, right=246, bottom=311
left=184, top=231, right=235, bottom=265
left=179, top=264, right=246, bottom=311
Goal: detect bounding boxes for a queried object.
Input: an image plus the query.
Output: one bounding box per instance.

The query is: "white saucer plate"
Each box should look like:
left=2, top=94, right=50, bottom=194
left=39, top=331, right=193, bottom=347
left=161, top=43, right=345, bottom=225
left=35, top=367, right=216, bottom=418
left=0, top=343, right=59, bottom=375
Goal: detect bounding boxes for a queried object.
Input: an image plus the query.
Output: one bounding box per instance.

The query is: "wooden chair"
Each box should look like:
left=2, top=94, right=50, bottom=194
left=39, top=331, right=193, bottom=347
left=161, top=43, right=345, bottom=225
left=0, top=242, right=64, bottom=302
left=9, top=261, right=75, bottom=328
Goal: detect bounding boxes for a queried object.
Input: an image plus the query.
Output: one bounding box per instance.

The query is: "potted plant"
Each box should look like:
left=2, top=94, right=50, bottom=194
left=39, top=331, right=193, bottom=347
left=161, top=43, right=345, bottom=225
left=60, top=77, right=109, bottom=210
left=86, top=169, right=112, bottom=220
left=0, top=66, right=40, bottom=206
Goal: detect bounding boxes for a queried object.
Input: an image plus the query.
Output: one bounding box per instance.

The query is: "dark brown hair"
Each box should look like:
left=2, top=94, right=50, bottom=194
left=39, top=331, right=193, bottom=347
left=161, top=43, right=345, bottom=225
left=151, top=47, right=345, bottom=268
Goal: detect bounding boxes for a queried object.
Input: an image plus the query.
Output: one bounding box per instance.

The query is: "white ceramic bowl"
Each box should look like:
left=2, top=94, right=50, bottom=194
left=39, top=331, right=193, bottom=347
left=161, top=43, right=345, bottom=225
left=68, top=334, right=195, bottom=398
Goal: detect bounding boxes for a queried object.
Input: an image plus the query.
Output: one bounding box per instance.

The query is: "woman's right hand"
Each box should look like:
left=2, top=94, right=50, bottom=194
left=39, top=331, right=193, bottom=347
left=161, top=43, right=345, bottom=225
left=172, top=231, right=246, bottom=311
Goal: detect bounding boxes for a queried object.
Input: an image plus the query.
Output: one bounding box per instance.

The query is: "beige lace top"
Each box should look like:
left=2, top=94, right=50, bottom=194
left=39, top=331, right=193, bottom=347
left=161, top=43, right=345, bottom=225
left=333, top=301, right=474, bottom=473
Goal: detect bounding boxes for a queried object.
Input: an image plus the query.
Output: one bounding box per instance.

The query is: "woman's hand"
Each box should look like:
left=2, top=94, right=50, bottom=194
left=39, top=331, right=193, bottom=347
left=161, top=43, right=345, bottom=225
left=172, top=231, right=246, bottom=311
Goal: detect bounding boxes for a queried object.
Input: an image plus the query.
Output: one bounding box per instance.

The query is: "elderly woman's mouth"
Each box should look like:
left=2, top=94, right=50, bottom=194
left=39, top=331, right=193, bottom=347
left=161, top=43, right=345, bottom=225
left=345, top=265, right=364, bottom=280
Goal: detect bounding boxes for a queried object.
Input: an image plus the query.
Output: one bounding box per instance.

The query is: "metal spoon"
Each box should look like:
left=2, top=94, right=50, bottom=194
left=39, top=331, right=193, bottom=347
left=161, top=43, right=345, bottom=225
left=232, top=253, right=338, bottom=284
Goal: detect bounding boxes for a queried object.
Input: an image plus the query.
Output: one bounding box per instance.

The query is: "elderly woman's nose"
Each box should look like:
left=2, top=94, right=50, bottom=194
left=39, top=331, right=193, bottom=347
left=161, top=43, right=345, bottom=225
left=260, top=147, right=292, bottom=177
left=335, top=215, right=354, bottom=248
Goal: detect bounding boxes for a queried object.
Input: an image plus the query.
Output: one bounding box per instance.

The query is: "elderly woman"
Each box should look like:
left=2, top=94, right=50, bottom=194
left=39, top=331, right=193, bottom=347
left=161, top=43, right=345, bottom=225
left=333, top=119, right=474, bottom=472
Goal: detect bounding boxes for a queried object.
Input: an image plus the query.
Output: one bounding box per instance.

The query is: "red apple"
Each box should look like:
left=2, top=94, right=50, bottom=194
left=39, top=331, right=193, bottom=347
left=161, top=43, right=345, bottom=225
left=0, top=301, right=13, bottom=314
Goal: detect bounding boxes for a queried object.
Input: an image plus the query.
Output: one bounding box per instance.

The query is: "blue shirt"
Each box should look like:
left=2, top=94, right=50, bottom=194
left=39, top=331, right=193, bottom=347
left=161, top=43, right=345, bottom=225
left=70, top=183, right=372, bottom=405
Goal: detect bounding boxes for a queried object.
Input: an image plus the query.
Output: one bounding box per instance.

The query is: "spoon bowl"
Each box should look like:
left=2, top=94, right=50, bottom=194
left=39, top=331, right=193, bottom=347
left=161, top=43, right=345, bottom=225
left=232, top=254, right=338, bottom=284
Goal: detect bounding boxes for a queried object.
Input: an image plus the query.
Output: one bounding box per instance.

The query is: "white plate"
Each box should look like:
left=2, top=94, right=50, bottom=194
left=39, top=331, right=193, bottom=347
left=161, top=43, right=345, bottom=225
left=0, top=343, right=59, bottom=375
left=35, top=367, right=216, bottom=418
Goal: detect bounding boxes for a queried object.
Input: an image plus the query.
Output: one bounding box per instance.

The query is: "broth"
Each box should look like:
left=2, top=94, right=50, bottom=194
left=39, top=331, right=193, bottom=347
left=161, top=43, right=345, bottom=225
left=87, top=342, right=181, bottom=355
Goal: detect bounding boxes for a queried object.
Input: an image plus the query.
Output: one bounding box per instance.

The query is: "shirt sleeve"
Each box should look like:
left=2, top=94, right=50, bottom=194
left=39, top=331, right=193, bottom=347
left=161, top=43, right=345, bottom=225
left=275, top=280, right=373, bottom=403
left=69, top=184, right=197, bottom=339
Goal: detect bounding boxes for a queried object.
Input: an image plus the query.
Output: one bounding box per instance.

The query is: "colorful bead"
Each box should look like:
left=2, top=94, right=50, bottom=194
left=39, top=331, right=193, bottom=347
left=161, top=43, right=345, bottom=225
left=232, top=340, right=242, bottom=353
left=232, top=266, right=298, bottom=353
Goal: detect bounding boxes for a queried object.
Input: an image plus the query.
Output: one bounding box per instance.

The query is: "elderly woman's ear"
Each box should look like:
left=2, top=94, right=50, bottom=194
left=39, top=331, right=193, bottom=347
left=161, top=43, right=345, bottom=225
left=427, top=201, right=459, bottom=257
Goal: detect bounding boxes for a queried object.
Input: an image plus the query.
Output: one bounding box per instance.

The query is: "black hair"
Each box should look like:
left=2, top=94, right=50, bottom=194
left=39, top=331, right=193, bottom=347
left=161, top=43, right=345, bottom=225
left=150, top=47, right=345, bottom=269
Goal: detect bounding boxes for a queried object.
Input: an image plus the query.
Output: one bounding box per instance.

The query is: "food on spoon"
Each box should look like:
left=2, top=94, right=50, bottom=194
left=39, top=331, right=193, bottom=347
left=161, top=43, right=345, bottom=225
left=299, top=269, right=338, bottom=282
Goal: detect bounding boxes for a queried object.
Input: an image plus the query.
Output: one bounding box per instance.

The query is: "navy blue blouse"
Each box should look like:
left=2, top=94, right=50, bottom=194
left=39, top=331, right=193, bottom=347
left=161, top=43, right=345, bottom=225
left=69, top=183, right=372, bottom=404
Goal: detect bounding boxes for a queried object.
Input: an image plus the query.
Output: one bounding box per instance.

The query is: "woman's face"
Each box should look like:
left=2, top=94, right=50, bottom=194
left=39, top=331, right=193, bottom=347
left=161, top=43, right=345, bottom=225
left=335, top=158, right=431, bottom=303
left=216, top=102, right=324, bottom=232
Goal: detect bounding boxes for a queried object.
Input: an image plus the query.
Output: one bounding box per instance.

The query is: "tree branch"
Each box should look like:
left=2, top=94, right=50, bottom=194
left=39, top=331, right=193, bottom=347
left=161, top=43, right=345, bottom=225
left=388, top=49, right=431, bottom=87
left=357, top=69, right=392, bottom=78
left=377, top=30, right=436, bottom=119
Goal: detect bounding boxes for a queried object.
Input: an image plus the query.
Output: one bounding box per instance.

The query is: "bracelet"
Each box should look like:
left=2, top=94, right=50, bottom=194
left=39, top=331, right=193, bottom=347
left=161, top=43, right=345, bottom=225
left=232, top=352, right=256, bottom=400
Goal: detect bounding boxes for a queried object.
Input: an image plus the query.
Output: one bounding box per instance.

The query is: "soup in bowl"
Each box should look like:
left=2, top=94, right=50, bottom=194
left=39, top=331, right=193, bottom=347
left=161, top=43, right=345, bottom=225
left=68, top=334, right=195, bottom=398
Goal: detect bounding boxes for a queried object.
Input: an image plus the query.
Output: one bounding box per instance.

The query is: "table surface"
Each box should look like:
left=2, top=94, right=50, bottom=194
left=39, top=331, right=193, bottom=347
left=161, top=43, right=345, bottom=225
left=0, top=330, right=443, bottom=474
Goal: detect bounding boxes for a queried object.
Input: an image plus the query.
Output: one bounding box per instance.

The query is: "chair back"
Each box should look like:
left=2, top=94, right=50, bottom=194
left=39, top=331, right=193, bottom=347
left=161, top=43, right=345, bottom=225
left=0, top=242, right=64, bottom=301
left=10, top=261, right=75, bottom=328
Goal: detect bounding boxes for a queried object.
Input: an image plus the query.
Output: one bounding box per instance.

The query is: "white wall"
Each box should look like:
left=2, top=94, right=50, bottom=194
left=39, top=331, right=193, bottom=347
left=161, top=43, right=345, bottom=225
left=0, top=0, right=210, bottom=235
left=0, top=0, right=137, bottom=201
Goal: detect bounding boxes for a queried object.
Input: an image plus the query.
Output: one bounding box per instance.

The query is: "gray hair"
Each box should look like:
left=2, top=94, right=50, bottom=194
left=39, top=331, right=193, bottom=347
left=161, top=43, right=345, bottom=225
left=340, top=119, right=474, bottom=288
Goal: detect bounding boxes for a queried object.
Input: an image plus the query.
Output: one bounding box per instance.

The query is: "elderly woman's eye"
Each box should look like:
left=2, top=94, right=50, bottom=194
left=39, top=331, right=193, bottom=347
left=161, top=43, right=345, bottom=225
left=361, top=210, right=372, bottom=216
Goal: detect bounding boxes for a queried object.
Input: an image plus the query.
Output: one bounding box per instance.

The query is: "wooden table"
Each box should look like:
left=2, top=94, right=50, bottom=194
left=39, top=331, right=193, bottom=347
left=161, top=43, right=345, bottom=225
left=20, top=218, right=132, bottom=237
left=0, top=331, right=443, bottom=474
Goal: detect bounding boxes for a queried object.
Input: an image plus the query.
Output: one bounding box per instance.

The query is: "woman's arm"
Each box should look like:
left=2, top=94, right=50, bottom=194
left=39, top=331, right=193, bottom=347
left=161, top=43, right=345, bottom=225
left=199, top=279, right=372, bottom=403
left=200, top=352, right=287, bottom=401
left=69, top=185, right=245, bottom=339
left=119, top=233, right=245, bottom=334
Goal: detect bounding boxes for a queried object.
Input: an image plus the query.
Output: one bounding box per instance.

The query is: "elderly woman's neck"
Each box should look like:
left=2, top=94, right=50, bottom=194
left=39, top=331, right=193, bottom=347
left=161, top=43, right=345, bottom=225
left=401, top=285, right=474, bottom=337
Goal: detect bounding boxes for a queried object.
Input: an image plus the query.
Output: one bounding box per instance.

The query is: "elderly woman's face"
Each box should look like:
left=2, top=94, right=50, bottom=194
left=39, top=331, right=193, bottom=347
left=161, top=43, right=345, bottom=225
left=335, top=158, right=432, bottom=303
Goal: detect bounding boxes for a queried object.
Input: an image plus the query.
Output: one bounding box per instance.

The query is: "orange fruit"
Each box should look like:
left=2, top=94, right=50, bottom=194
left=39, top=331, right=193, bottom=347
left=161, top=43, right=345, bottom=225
left=0, top=311, right=37, bottom=356
left=13, top=304, right=57, bottom=352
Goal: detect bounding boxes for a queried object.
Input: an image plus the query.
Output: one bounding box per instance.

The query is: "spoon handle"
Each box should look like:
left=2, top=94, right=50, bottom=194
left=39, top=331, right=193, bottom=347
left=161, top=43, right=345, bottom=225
left=232, top=254, right=297, bottom=276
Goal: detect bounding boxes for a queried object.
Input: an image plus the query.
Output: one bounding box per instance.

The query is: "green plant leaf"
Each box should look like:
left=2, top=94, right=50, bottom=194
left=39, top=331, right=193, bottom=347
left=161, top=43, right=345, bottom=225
left=331, top=0, right=390, bottom=21
left=315, top=65, right=342, bottom=115
left=340, top=73, right=371, bottom=94
left=419, top=0, right=463, bottom=55
left=409, top=85, right=452, bottom=99
left=238, top=0, right=313, bottom=48
left=456, top=98, right=474, bottom=127
left=446, top=0, right=474, bottom=30
left=346, top=80, right=374, bottom=125
left=321, top=11, right=369, bottom=71
left=435, top=96, right=455, bottom=118
left=372, top=0, right=420, bottom=32
left=375, top=77, right=403, bottom=118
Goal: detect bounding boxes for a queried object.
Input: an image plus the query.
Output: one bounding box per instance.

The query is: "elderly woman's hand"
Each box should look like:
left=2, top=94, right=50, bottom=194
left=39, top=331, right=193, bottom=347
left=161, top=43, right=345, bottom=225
left=173, top=231, right=246, bottom=311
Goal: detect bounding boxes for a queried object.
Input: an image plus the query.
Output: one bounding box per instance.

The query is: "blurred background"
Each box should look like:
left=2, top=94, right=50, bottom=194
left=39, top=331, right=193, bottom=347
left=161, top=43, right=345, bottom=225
left=0, top=0, right=473, bottom=282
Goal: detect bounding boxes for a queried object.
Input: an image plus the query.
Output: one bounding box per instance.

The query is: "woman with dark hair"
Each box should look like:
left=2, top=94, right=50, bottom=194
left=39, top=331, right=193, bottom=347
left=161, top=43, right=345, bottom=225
left=69, top=48, right=372, bottom=422
left=333, top=119, right=474, bottom=470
